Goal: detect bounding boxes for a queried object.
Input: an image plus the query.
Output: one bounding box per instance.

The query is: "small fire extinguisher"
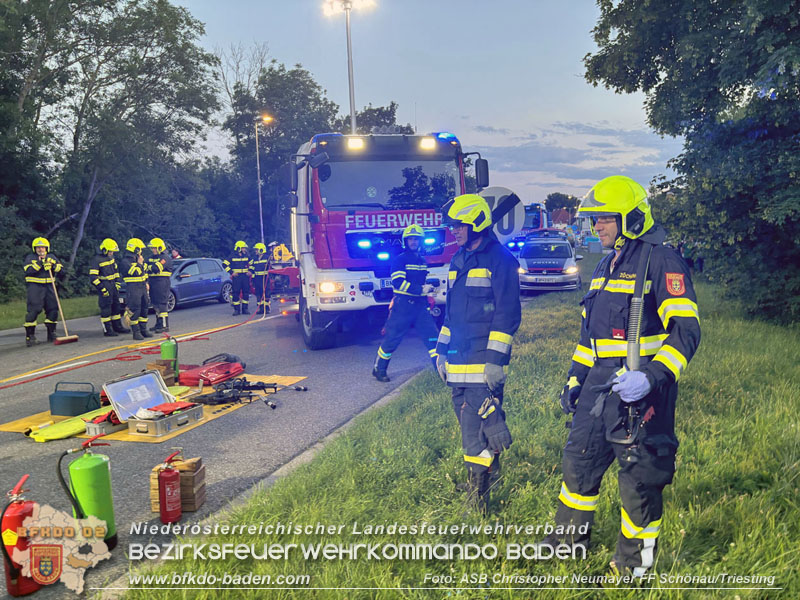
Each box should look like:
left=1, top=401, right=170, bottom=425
left=1, top=475, right=41, bottom=597
left=158, top=451, right=182, bottom=524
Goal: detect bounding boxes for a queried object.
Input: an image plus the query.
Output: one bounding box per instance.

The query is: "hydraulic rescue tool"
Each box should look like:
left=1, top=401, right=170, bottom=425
left=1, top=475, right=40, bottom=597
left=57, top=435, right=117, bottom=550
left=157, top=452, right=182, bottom=524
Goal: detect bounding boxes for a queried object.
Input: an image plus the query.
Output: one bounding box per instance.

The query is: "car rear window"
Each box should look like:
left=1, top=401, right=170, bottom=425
left=521, top=243, right=572, bottom=259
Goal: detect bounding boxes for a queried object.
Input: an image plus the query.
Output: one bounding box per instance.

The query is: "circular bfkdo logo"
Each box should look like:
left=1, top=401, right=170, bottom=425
left=31, top=544, right=63, bottom=585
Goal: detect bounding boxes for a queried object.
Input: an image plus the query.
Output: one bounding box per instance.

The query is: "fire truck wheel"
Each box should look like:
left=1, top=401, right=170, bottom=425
left=300, top=294, right=336, bottom=350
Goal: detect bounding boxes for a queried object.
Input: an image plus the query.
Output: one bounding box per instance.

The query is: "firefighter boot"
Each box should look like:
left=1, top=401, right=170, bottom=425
left=232, top=304, right=241, bottom=316
left=162, top=316, right=170, bottom=332
left=132, top=326, right=144, bottom=341
left=256, top=303, right=264, bottom=315
left=372, top=355, right=390, bottom=382
left=463, top=468, right=490, bottom=516
left=103, top=321, right=118, bottom=337
left=264, top=302, right=270, bottom=315
left=111, top=318, right=130, bottom=334
left=152, top=319, right=164, bottom=334
left=25, top=326, right=37, bottom=347
left=241, top=304, right=250, bottom=315
left=139, top=322, right=153, bottom=338
left=46, top=322, right=57, bottom=343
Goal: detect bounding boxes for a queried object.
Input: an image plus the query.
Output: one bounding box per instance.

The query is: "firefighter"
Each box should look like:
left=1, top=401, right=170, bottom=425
left=545, top=176, right=701, bottom=577
left=223, top=241, right=251, bottom=315
left=118, top=238, right=152, bottom=341
left=89, top=238, right=130, bottom=337
left=372, top=224, right=440, bottom=382
left=146, top=237, right=173, bottom=332
left=250, top=242, right=271, bottom=315
left=435, top=195, right=521, bottom=513
left=22, top=237, right=63, bottom=346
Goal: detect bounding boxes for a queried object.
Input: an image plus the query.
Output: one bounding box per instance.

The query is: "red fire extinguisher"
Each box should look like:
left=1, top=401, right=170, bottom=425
left=1, top=475, right=41, bottom=597
left=158, top=452, right=182, bottom=524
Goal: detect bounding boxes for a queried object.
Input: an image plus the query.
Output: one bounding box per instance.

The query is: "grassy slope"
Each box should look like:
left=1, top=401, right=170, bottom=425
left=0, top=295, right=99, bottom=331
left=124, top=254, right=800, bottom=600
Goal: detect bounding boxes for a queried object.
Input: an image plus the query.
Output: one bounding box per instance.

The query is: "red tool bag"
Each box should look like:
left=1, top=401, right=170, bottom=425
left=178, top=362, right=245, bottom=386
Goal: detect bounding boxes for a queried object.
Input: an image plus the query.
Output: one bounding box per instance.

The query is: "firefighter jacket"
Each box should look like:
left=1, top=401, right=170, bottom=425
left=249, top=254, right=270, bottom=277
left=88, top=253, right=120, bottom=291
left=390, top=249, right=429, bottom=297
left=146, top=252, right=173, bottom=278
left=223, top=253, right=250, bottom=276
left=436, top=235, right=521, bottom=386
left=23, top=253, right=62, bottom=284
left=568, top=225, right=701, bottom=392
left=118, top=252, right=148, bottom=284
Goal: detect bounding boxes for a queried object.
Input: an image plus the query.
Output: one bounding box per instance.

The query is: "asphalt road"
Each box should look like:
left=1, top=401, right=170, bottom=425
left=0, top=298, right=434, bottom=596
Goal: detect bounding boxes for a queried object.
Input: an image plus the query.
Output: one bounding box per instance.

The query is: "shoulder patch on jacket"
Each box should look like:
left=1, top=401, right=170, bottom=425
left=665, top=272, right=685, bottom=296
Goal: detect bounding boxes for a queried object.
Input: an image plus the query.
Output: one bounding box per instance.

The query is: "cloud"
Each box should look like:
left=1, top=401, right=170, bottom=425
left=587, top=141, right=616, bottom=148
left=473, top=124, right=511, bottom=135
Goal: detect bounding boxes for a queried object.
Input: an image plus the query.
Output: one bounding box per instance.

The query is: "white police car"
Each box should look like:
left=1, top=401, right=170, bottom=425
left=517, top=239, right=583, bottom=292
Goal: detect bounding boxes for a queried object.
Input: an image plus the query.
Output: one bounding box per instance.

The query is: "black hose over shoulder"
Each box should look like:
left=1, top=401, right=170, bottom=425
left=57, top=451, right=85, bottom=519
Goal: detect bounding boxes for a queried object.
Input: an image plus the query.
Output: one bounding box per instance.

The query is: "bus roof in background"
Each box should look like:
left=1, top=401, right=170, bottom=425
left=310, top=132, right=462, bottom=160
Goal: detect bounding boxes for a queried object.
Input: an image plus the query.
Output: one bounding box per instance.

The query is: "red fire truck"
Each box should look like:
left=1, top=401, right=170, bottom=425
left=286, top=132, right=488, bottom=349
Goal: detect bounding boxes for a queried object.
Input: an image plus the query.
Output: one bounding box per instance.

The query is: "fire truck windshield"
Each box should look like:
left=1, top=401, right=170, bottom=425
left=318, top=160, right=459, bottom=211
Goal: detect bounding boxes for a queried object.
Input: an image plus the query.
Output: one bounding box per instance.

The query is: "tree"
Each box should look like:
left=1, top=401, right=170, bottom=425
left=585, top=0, right=800, bottom=321
left=332, top=101, right=413, bottom=135
left=544, top=192, right=580, bottom=214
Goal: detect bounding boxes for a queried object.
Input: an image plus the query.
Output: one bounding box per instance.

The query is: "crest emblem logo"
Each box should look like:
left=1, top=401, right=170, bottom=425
left=665, top=272, right=685, bottom=296
left=31, top=544, right=62, bottom=585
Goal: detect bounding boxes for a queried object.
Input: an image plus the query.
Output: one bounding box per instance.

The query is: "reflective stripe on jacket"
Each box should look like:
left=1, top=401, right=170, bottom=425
left=23, top=253, right=62, bottom=284
left=118, top=252, right=148, bottom=283
left=146, top=252, right=173, bottom=277
left=390, top=249, right=429, bottom=297
left=224, top=254, right=250, bottom=275
left=89, top=254, right=120, bottom=289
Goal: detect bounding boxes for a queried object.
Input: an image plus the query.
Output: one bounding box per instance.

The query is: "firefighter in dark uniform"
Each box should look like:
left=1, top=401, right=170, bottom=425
left=89, top=238, right=130, bottom=337
left=146, top=237, right=173, bottom=332
left=435, top=195, right=521, bottom=513
left=250, top=242, right=271, bottom=315
left=546, top=175, right=701, bottom=576
left=119, top=238, right=152, bottom=341
left=223, top=241, right=251, bottom=315
left=22, top=237, right=63, bottom=346
left=372, top=224, right=440, bottom=382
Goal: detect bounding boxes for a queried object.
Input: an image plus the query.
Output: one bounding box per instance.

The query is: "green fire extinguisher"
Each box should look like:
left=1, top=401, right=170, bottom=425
left=57, top=434, right=117, bottom=550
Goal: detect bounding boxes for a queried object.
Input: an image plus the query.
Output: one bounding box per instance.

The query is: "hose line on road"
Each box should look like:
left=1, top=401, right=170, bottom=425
left=0, top=312, right=278, bottom=390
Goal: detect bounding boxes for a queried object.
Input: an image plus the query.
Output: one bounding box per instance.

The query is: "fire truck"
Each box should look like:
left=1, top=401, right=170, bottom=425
left=285, top=132, right=488, bottom=349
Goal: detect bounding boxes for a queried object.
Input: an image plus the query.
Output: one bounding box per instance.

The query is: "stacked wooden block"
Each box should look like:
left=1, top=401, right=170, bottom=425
left=149, top=456, right=206, bottom=512
left=145, top=359, right=176, bottom=386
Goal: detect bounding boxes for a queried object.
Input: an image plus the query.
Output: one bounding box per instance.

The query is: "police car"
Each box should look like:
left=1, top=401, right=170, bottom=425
left=517, top=238, right=583, bottom=292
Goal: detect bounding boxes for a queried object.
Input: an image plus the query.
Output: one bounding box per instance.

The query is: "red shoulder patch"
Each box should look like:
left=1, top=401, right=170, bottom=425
left=665, top=272, right=685, bottom=296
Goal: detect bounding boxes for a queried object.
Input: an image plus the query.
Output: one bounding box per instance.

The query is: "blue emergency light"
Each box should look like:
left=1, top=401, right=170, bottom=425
left=424, top=237, right=436, bottom=245
left=357, top=239, right=372, bottom=249
left=377, top=252, right=390, bottom=260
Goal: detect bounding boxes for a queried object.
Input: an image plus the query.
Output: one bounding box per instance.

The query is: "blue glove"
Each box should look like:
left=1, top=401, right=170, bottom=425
left=484, top=364, right=506, bottom=393
left=612, top=370, right=652, bottom=403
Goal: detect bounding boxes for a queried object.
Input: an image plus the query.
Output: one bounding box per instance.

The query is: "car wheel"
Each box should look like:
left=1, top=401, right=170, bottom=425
left=218, top=282, right=233, bottom=303
left=166, top=291, right=176, bottom=312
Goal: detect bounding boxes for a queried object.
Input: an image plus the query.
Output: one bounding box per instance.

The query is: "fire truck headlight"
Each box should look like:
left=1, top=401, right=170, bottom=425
left=347, top=137, right=365, bottom=150
left=377, top=252, right=390, bottom=260
left=357, top=239, right=372, bottom=249
left=419, top=137, right=436, bottom=150
left=319, top=281, right=345, bottom=293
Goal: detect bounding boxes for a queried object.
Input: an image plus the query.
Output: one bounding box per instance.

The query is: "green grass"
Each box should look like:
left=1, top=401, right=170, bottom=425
left=122, top=253, right=800, bottom=599
left=0, top=295, right=99, bottom=331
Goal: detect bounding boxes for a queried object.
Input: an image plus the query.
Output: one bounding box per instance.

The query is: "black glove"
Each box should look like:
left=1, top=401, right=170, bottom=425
left=101, top=286, right=110, bottom=297
left=560, top=376, right=581, bottom=415
left=481, top=400, right=512, bottom=453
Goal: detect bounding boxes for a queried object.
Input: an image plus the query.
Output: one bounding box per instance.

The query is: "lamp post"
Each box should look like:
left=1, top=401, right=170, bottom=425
left=254, top=114, right=273, bottom=244
left=324, top=0, right=375, bottom=134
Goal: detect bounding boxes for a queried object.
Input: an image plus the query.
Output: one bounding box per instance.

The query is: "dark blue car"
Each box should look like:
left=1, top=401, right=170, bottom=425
left=119, top=258, right=232, bottom=312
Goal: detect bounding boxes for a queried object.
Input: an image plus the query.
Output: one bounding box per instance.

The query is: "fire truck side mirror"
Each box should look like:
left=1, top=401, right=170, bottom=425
left=280, top=162, right=298, bottom=194
left=475, top=158, right=489, bottom=190
left=309, top=152, right=329, bottom=169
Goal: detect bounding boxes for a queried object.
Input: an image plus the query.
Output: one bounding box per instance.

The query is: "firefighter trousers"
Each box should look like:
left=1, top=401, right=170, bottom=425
left=25, top=283, right=58, bottom=327
left=126, top=283, right=149, bottom=327
left=98, top=284, right=123, bottom=325
left=231, top=274, right=249, bottom=307
left=451, top=385, right=505, bottom=475
left=555, top=365, right=678, bottom=576
left=375, top=296, right=439, bottom=370
left=253, top=275, right=269, bottom=311
left=149, top=277, right=170, bottom=322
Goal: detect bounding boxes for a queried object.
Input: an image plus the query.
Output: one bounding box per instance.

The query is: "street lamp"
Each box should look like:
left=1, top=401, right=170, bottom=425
left=323, top=0, right=375, bottom=134
left=254, top=114, right=274, bottom=244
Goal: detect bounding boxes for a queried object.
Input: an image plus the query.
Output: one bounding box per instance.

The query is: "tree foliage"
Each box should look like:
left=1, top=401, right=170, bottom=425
left=586, top=0, right=800, bottom=321
left=544, top=192, right=580, bottom=214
